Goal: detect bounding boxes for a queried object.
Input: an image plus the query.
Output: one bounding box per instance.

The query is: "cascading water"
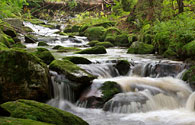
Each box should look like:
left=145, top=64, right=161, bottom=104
left=24, top=22, right=195, bottom=125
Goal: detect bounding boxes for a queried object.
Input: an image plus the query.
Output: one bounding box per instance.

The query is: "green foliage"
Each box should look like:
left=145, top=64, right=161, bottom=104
left=0, top=0, right=27, bottom=18
left=121, top=0, right=137, bottom=11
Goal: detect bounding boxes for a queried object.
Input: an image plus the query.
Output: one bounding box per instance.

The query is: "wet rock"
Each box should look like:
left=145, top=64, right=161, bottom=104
left=25, top=35, right=38, bottom=43
left=57, top=47, right=81, bottom=52
left=115, top=60, right=130, bottom=75
left=0, top=49, right=51, bottom=103
left=38, top=41, right=49, bottom=46
left=1, top=99, right=88, bottom=125
left=53, top=45, right=63, bottom=49
left=11, top=43, right=26, bottom=48
left=49, top=60, right=96, bottom=84
left=76, top=46, right=107, bottom=54
left=34, top=48, right=55, bottom=65
left=22, top=26, right=34, bottom=33
left=127, top=42, right=154, bottom=54
left=95, top=41, right=114, bottom=48
left=63, top=56, right=92, bottom=64
left=84, top=26, right=106, bottom=41
left=183, top=66, right=195, bottom=90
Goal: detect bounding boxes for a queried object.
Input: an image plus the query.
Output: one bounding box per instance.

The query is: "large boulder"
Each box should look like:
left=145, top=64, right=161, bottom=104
left=76, top=46, right=107, bottom=54
left=0, top=49, right=51, bottom=103
left=127, top=42, right=154, bottom=54
left=34, top=48, right=55, bottom=65
left=1, top=99, right=88, bottom=125
left=95, top=42, right=114, bottom=48
left=115, top=34, right=130, bottom=47
left=84, top=26, right=106, bottom=41
left=63, top=56, right=92, bottom=64
left=49, top=60, right=96, bottom=84
left=115, top=60, right=130, bottom=75
left=38, top=41, right=49, bottom=46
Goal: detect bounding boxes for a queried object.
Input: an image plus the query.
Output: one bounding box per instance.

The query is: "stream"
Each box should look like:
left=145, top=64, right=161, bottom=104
left=24, top=22, right=195, bottom=125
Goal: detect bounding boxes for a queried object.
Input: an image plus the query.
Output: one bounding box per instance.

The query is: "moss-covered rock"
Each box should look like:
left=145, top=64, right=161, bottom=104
left=49, top=60, right=96, bottom=83
left=115, top=60, right=130, bottom=75
left=0, top=117, right=52, bottom=125
left=115, top=34, right=130, bottom=47
left=0, top=49, right=51, bottom=103
left=128, top=34, right=138, bottom=43
left=22, top=26, right=34, bottom=33
left=63, top=56, right=92, bottom=64
left=163, top=48, right=177, bottom=59
left=103, top=27, right=121, bottom=39
left=25, top=35, right=38, bottom=43
left=87, top=40, right=100, bottom=47
left=76, top=46, right=107, bottom=54
left=182, top=40, right=195, bottom=59
left=183, top=66, right=195, bottom=90
left=0, top=20, right=17, bottom=38
left=100, top=81, right=122, bottom=102
left=1, top=99, right=88, bottom=125
left=57, top=47, right=81, bottom=52
left=0, top=33, right=15, bottom=47
left=95, top=42, right=114, bottom=48
left=79, top=25, right=88, bottom=33
left=84, top=26, right=106, bottom=41
left=52, top=45, right=63, bottom=50
left=11, top=43, right=26, bottom=48
left=104, top=35, right=116, bottom=43
left=127, top=42, right=154, bottom=54
left=34, top=48, right=55, bottom=65
left=25, top=19, right=45, bottom=25
left=0, top=42, right=9, bottom=50
left=38, top=41, right=49, bottom=46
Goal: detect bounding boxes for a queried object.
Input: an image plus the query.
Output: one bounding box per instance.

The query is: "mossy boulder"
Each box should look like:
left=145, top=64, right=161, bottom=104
left=84, top=26, right=106, bottom=41
left=1, top=99, right=88, bottom=125
left=0, top=33, right=15, bottom=47
left=0, top=117, right=52, bottom=125
left=34, top=48, right=55, bottom=65
left=183, top=66, right=195, bottom=90
left=38, top=41, right=49, bottom=46
left=0, top=20, right=17, bottom=38
left=76, top=46, right=107, bottom=54
left=104, top=35, right=116, bottom=43
left=115, top=60, right=130, bottom=75
left=115, top=34, right=130, bottom=47
left=57, top=47, right=81, bottom=52
left=79, top=25, right=88, bottom=33
left=103, top=27, right=121, bottom=39
left=22, top=26, right=34, bottom=33
left=87, top=40, right=100, bottom=47
left=49, top=60, right=96, bottom=83
left=25, top=19, right=45, bottom=25
left=163, top=48, right=177, bottom=59
left=63, top=56, right=92, bottom=64
left=182, top=40, right=195, bottom=59
left=100, top=81, right=122, bottom=102
left=25, top=35, right=38, bottom=43
left=95, top=42, right=114, bottom=48
left=127, top=42, right=154, bottom=54
left=0, top=49, right=51, bottom=103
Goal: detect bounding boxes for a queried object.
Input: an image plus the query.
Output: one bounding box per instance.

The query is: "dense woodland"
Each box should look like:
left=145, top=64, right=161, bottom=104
left=0, top=0, right=195, bottom=124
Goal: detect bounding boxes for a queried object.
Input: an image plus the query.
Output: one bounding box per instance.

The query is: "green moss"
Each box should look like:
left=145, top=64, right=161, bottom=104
left=34, top=48, right=55, bottom=65
left=115, top=34, right=130, bottom=47
left=38, top=41, right=49, bottom=46
left=115, top=60, right=130, bottom=75
left=104, top=35, right=116, bottom=43
left=84, top=26, right=106, bottom=41
left=22, top=26, right=33, bottom=33
left=63, top=56, right=92, bottom=64
left=57, top=47, right=81, bottom=52
left=100, top=81, right=122, bottom=102
left=163, top=48, right=177, bottom=59
left=76, top=46, right=107, bottom=54
left=72, top=25, right=81, bottom=32
left=79, top=25, right=88, bottom=32
left=0, top=42, right=9, bottom=50
left=103, top=27, right=121, bottom=39
left=87, top=40, right=100, bottom=47
left=0, top=117, right=52, bottom=125
left=25, top=19, right=45, bottom=25
left=25, top=35, right=38, bottom=43
left=0, top=33, right=14, bottom=47
left=128, top=34, right=138, bottom=43
left=183, top=40, right=195, bottom=59
left=0, top=21, right=17, bottom=38
left=95, top=42, right=114, bottom=48
left=49, top=60, right=96, bottom=83
left=1, top=99, right=88, bottom=125
left=127, top=42, right=154, bottom=54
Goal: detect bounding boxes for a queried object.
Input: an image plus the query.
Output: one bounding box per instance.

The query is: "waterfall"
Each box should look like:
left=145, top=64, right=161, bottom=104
left=47, top=71, right=75, bottom=110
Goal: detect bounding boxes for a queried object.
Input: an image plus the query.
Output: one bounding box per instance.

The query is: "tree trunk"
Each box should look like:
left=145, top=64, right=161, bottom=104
left=177, top=0, right=184, bottom=13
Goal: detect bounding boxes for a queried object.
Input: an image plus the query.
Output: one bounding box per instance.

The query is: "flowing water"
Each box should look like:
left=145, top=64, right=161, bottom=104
left=24, top=22, right=195, bottom=125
